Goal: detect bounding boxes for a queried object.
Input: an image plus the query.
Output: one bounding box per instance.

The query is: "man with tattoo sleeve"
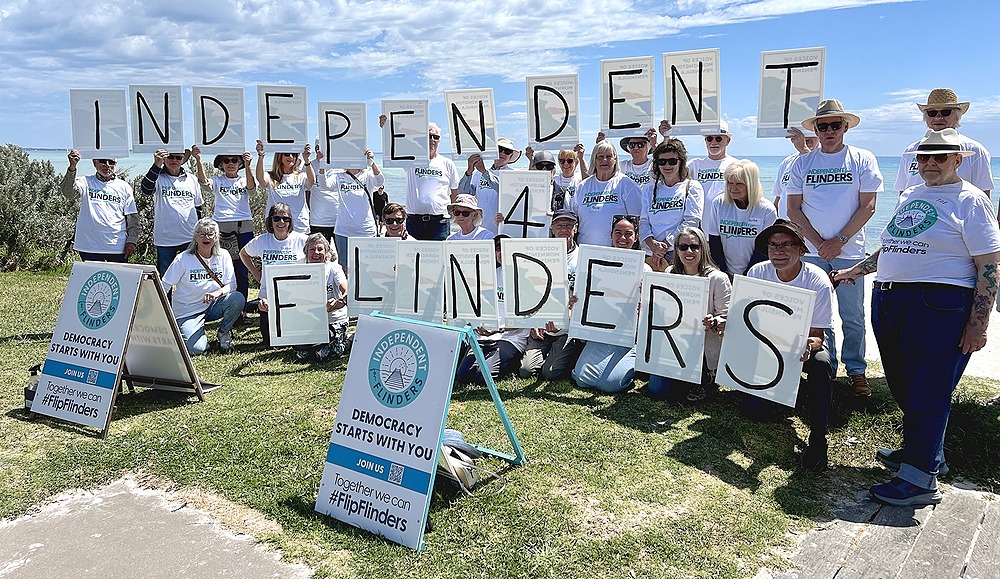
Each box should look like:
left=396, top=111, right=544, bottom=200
left=834, top=129, right=1000, bottom=506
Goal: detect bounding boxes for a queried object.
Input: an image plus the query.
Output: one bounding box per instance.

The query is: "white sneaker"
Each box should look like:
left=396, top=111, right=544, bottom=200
left=217, top=329, right=233, bottom=350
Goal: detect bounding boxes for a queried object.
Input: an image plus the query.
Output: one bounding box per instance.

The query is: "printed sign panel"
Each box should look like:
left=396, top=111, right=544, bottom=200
left=192, top=86, right=246, bottom=155
left=129, top=84, right=185, bottom=154
left=568, top=245, right=645, bottom=347
left=500, top=238, right=568, bottom=329
left=381, top=100, right=429, bottom=169
left=661, top=49, right=722, bottom=135
left=526, top=74, right=580, bottom=150
left=499, top=170, right=552, bottom=239
left=70, top=89, right=130, bottom=158
left=600, top=56, right=655, bottom=138
left=315, top=315, right=462, bottom=550
left=257, top=84, right=308, bottom=151
left=444, top=89, right=498, bottom=162
left=757, top=47, right=825, bottom=138
left=717, top=275, right=815, bottom=407
left=635, top=272, right=708, bottom=382
left=445, top=241, right=498, bottom=329
left=265, top=263, right=329, bottom=346
left=348, top=238, right=399, bottom=317
left=394, top=241, right=446, bottom=323
left=318, top=101, right=367, bottom=167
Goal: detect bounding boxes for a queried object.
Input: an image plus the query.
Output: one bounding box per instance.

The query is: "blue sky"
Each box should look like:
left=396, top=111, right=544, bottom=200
left=1, top=0, right=998, bottom=157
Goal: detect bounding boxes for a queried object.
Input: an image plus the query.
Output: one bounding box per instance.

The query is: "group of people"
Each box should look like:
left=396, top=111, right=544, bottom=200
left=61, top=87, right=998, bottom=506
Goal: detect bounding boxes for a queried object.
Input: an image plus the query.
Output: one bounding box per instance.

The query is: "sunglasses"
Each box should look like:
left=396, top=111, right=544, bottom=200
left=655, top=157, right=680, bottom=166
left=428, top=134, right=441, bottom=141
left=96, top=159, right=117, bottom=166
left=196, top=232, right=217, bottom=238
left=498, top=146, right=514, bottom=156
left=767, top=241, right=800, bottom=251
left=535, top=163, right=556, bottom=170
left=925, top=109, right=954, bottom=118
left=271, top=215, right=292, bottom=223
left=704, top=136, right=725, bottom=143
left=166, top=154, right=185, bottom=160
left=384, top=217, right=405, bottom=225
left=676, top=243, right=701, bottom=251
left=558, top=158, right=575, bottom=164
left=815, top=121, right=843, bottom=132
left=282, top=152, right=299, bottom=158
left=221, top=157, right=240, bottom=164
left=626, top=141, right=647, bottom=149
left=916, top=153, right=952, bottom=163
left=452, top=209, right=474, bottom=217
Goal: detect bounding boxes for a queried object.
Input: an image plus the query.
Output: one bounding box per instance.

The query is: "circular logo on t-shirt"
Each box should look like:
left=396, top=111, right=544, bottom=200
left=368, top=330, right=429, bottom=408
left=77, top=271, right=121, bottom=329
left=887, top=200, right=938, bottom=239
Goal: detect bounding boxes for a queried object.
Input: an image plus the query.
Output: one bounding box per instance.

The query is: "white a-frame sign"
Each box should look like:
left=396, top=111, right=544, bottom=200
left=315, top=312, right=525, bottom=551
left=34, top=262, right=207, bottom=438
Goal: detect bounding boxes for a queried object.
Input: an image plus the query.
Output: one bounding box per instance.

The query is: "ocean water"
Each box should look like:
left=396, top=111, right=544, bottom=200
left=24, top=149, right=1000, bottom=253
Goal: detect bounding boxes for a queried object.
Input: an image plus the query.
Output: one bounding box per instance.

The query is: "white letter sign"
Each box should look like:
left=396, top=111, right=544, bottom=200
left=526, top=74, right=580, bottom=150
left=348, top=238, right=398, bottom=317
left=757, top=47, right=826, bottom=138
left=192, top=86, right=246, bottom=155
left=70, top=89, right=129, bottom=159
left=381, top=99, right=429, bottom=169
left=395, top=241, right=446, bottom=323
left=318, top=101, right=367, bottom=167
left=499, top=170, right=552, bottom=239
left=129, top=84, right=185, bottom=154
left=445, top=241, right=498, bottom=329
left=501, top=238, right=567, bottom=329
left=600, top=56, right=654, bottom=138
left=444, top=89, right=498, bottom=162
left=266, top=263, right=330, bottom=347
left=257, top=84, right=308, bottom=151
left=635, top=272, right=708, bottom=382
left=568, top=245, right=645, bottom=346
left=661, top=49, right=721, bottom=135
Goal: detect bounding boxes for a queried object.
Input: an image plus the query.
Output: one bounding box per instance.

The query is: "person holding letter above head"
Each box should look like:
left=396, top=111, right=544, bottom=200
left=378, top=116, right=459, bottom=240
left=313, top=146, right=385, bottom=271
left=141, top=147, right=204, bottom=276
left=571, top=215, right=650, bottom=394
left=255, top=139, right=314, bottom=234
left=617, top=129, right=659, bottom=187
left=567, top=140, right=642, bottom=247
left=382, top=203, right=409, bottom=240
left=662, top=119, right=738, bottom=233
left=459, top=137, right=521, bottom=235
left=191, top=147, right=256, bottom=317
left=706, top=160, right=777, bottom=277
left=292, top=233, right=350, bottom=362
left=786, top=99, right=882, bottom=397
left=639, top=138, right=704, bottom=272
left=161, top=218, right=245, bottom=356
left=834, top=129, right=1000, bottom=505
left=61, top=150, right=140, bottom=263
left=446, top=194, right=492, bottom=241
left=773, top=128, right=819, bottom=218
left=896, top=89, right=992, bottom=199
left=524, top=144, right=589, bottom=208
left=527, top=150, right=570, bottom=214
left=745, top=219, right=835, bottom=471
left=519, top=209, right=583, bottom=380
left=647, top=226, right=731, bottom=403
left=239, top=202, right=309, bottom=346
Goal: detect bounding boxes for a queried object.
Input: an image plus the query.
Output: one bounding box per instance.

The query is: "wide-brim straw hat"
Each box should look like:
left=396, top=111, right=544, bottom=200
left=447, top=193, right=482, bottom=213
left=212, top=154, right=246, bottom=170
left=497, top=137, right=522, bottom=164
left=801, top=99, right=861, bottom=132
left=916, top=88, right=970, bottom=114
left=903, top=128, right=973, bottom=157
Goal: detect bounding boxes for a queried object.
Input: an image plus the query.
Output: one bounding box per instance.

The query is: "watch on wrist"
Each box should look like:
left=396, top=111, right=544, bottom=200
left=835, top=233, right=849, bottom=244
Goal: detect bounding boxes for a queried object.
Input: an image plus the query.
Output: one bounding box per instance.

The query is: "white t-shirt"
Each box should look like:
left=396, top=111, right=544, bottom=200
left=639, top=178, right=704, bottom=253
left=324, top=261, right=349, bottom=325
left=876, top=181, right=1000, bottom=288
left=772, top=152, right=799, bottom=219
left=242, top=231, right=308, bottom=298
left=162, top=251, right=236, bottom=320
left=895, top=133, right=993, bottom=193
left=208, top=175, right=253, bottom=222
left=406, top=155, right=459, bottom=215
left=786, top=145, right=884, bottom=260
left=706, top=197, right=778, bottom=275
left=746, top=261, right=834, bottom=329
left=152, top=172, right=203, bottom=246
left=464, top=165, right=511, bottom=236
left=552, top=173, right=582, bottom=212
left=688, top=155, right=737, bottom=231
left=620, top=158, right=654, bottom=187
left=266, top=173, right=310, bottom=233
left=447, top=225, right=493, bottom=241
left=70, top=175, right=137, bottom=253
left=333, top=169, right=384, bottom=238
left=566, top=173, right=643, bottom=247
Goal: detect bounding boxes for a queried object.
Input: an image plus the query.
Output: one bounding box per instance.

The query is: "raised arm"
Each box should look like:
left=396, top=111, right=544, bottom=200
left=255, top=140, right=271, bottom=189
left=60, top=149, right=82, bottom=198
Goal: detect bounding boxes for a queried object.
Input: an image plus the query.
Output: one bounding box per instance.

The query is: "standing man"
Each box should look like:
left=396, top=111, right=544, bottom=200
left=141, top=148, right=204, bottom=276
left=61, top=150, right=140, bottom=262
left=786, top=99, right=882, bottom=397
left=668, top=120, right=738, bottom=232
left=773, top=127, right=819, bottom=219
left=379, top=116, right=459, bottom=240
left=896, top=88, right=992, bottom=198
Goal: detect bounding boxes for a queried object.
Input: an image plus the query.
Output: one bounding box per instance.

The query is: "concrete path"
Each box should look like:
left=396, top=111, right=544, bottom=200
left=0, top=475, right=312, bottom=578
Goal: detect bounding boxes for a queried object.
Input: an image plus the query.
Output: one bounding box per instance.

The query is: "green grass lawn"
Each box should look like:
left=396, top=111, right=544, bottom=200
left=1, top=271, right=998, bottom=578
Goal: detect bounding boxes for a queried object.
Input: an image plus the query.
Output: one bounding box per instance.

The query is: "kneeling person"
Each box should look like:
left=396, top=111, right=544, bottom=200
left=293, top=234, right=350, bottom=362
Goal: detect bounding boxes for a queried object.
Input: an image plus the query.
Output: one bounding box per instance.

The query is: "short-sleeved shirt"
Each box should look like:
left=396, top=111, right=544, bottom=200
left=162, top=251, right=235, bottom=319
left=242, top=231, right=308, bottom=298
left=266, top=173, right=310, bottom=233
left=324, top=262, right=349, bottom=325
left=567, top=173, right=643, bottom=247
left=70, top=175, right=137, bottom=253
left=746, top=261, right=834, bottom=329
left=771, top=152, right=800, bottom=219
left=406, top=155, right=459, bottom=216
left=895, top=134, right=993, bottom=193
left=688, top=155, right=737, bottom=231
left=639, top=178, right=704, bottom=252
left=152, top=172, right=204, bottom=246
left=705, top=197, right=777, bottom=275
left=208, top=174, right=253, bottom=222
left=620, top=158, right=653, bottom=187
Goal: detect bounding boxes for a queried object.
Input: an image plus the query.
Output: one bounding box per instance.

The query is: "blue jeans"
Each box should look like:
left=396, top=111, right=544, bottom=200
left=334, top=234, right=349, bottom=271
left=406, top=214, right=449, bottom=241
left=456, top=339, right=523, bottom=384
left=803, top=255, right=866, bottom=376
left=156, top=244, right=188, bottom=278
left=647, top=362, right=713, bottom=401
left=176, top=292, right=246, bottom=356
left=572, top=341, right=637, bottom=394
left=872, top=284, right=973, bottom=489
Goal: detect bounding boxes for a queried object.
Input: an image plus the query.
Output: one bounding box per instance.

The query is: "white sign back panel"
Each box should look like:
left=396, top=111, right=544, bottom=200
left=129, top=84, right=185, bottom=153
left=757, top=47, right=825, bottom=138
left=394, top=241, right=446, bottom=323
left=661, top=49, right=721, bottom=136
left=70, top=89, right=129, bottom=159
left=635, top=272, right=708, bottom=382
left=445, top=241, right=498, bottom=329
left=568, top=245, right=645, bottom=347
left=318, top=101, right=367, bottom=167
left=256, top=84, right=308, bottom=151
left=348, top=238, right=399, bottom=317
left=381, top=100, right=429, bottom=169
left=600, top=56, right=654, bottom=138
left=444, top=89, right=498, bottom=162
left=265, top=263, right=329, bottom=346
left=192, top=86, right=246, bottom=155
left=499, top=170, right=552, bottom=239
left=526, top=74, right=580, bottom=150
left=500, top=238, right=568, bottom=329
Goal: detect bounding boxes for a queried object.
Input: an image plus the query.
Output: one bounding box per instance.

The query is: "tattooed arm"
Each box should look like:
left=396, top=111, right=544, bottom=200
left=960, top=252, right=1000, bottom=354
left=831, top=249, right=880, bottom=285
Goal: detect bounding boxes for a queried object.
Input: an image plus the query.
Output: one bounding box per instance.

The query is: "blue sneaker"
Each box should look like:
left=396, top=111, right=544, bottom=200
left=876, top=448, right=950, bottom=477
left=870, top=477, right=942, bottom=506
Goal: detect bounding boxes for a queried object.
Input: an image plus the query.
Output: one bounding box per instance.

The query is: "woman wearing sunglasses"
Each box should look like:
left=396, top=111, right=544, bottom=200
left=458, top=137, right=521, bottom=235
left=639, top=138, right=704, bottom=271
left=312, top=146, right=385, bottom=271
left=647, top=226, right=731, bottom=403
left=446, top=194, right=492, bottom=241
left=240, top=202, right=308, bottom=345
left=705, top=159, right=777, bottom=277
left=141, top=148, right=204, bottom=276
left=192, top=147, right=256, bottom=312
left=382, top=203, right=409, bottom=240
left=255, top=139, right=314, bottom=234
